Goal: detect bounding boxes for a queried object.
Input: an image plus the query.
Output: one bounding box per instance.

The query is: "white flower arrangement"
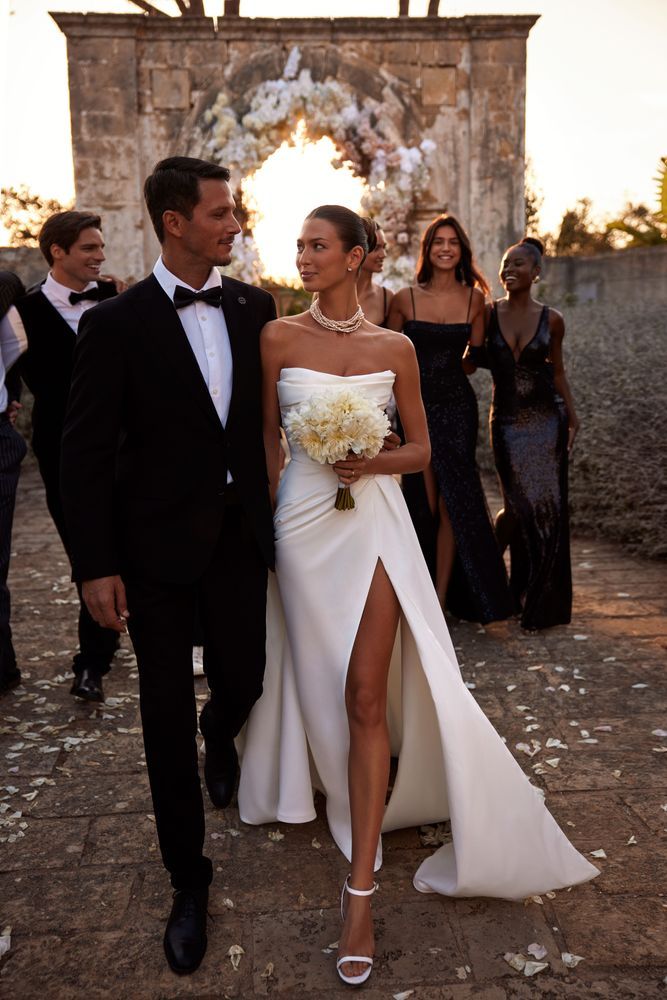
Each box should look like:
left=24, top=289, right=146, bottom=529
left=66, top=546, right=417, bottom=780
left=283, top=385, right=390, bottom=510
left=198, top=47, right=435, bottom=289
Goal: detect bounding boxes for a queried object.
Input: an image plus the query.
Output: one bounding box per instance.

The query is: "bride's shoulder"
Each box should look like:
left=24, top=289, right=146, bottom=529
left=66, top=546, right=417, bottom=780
left=377, top=327, right=416, bottom=355
left=261, top=312, right=309, bottom=344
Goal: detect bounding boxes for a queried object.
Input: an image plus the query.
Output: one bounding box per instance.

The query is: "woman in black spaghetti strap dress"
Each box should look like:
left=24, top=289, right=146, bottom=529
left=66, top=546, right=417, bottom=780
left=388, top=215, right=514, bottom=624
left=472, top=237, right=578, bottom=630
left=357, top=220, right=394, bottom=326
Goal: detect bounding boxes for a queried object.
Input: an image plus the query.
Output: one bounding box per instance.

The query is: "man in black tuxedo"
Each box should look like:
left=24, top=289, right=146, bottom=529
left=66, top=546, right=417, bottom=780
left=15, top=212, right=120, bottom=702
left=60, top=157, right=276, bottom=974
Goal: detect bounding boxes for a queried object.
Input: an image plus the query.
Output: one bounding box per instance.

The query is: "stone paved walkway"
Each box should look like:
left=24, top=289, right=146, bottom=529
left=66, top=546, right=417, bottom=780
left=1, top=458, right=666, bottom=999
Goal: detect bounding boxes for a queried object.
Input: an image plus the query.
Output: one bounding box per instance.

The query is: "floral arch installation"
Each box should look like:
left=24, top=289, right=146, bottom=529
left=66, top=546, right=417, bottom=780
left=187, top=47, right=435, bottom=288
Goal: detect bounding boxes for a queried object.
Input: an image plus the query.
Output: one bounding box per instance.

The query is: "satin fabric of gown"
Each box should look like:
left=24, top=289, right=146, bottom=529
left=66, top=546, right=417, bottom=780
left=238, top=368, right=597, bottom=900
left=400, top=290, right=514, bottom=624
left=487, top=304, right=573, bottom=630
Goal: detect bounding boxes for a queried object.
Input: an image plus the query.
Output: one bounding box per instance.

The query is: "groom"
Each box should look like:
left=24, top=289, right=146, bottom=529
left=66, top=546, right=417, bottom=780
left=60, top=157, right=276, bottom=974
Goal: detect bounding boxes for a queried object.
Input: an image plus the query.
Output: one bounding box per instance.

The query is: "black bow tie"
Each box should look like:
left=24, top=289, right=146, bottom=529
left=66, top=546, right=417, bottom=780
left=173, top=285, right=223, bottom=310
left=69, top=287, right=102, bottom=305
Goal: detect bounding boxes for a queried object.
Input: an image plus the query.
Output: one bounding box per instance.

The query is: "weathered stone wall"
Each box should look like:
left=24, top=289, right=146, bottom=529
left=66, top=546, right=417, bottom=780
left=51, top=12, right=537, bottom=283
left=539, top=245, right=667, bottom=307
left=0, top=247, right=46, bottom=289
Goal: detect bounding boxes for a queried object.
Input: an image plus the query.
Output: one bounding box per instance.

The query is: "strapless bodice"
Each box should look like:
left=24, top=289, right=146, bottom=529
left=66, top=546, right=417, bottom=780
left=278, top=367, right=396, bottom=465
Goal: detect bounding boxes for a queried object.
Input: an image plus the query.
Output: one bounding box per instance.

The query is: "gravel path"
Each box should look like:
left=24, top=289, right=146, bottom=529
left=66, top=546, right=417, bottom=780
left=1, top=458, right=666, bottom=998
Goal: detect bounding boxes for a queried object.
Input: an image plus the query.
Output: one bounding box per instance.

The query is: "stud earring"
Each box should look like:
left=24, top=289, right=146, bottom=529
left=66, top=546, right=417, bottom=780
left=533, top=276, right=540, bottom=283
left=347, top=267, right=352, bottom=272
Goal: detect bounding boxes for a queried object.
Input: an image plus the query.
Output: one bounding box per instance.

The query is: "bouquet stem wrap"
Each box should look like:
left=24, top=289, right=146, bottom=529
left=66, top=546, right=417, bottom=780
left=335, top=485, right=355, bottom=511
left=282, top=386, right=391, bottom=512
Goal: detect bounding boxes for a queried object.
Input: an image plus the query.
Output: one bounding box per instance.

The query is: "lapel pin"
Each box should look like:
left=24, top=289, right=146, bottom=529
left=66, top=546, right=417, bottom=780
left=238, top=296, right=246, bottom=305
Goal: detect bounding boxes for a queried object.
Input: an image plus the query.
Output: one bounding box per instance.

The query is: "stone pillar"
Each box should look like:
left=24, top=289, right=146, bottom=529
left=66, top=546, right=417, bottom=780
left=58, top=18, right=145, bottom=281
left=468, top=29, right=529, bottom=287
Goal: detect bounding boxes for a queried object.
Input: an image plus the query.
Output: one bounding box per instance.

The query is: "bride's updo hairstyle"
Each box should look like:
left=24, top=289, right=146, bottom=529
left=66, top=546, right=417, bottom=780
left=306, top=205, right=369, bottom=263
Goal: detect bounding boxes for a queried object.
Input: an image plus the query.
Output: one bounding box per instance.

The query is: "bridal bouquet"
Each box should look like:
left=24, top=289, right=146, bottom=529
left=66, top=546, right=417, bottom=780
left=283, top=386, right=390, bottom=511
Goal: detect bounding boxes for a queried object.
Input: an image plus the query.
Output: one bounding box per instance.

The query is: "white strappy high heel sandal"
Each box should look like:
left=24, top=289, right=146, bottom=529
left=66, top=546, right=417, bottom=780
left=336, top=875, right=379, bottom=987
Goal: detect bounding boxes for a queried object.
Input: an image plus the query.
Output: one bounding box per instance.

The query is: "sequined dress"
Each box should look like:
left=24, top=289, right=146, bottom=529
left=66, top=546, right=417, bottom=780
left=401, top=289, right=514, bottom=624
left=487, top=303, right=572, bottom=630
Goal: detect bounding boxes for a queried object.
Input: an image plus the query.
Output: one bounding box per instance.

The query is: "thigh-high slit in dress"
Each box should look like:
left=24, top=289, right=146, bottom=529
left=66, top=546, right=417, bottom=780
left=238, top=367, right=597, bottom=900
left=400, top=289, right=514, bottom=624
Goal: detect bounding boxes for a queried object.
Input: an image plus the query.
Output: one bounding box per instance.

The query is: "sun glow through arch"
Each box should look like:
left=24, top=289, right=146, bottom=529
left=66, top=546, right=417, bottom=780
left=241, top=120, right=368, bottom=287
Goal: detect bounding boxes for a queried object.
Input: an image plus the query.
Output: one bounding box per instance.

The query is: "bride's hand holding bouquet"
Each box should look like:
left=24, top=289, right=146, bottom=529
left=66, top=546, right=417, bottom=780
left=282, top=385, right=391, bottom=510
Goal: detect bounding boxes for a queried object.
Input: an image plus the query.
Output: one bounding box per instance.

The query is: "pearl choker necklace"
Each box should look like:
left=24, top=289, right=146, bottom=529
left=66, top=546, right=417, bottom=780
left=309, top=299, right=364, bottom=334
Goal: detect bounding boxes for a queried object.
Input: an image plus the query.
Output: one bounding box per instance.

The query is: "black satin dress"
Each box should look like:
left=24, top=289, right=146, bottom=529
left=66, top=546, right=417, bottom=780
left=486, top=303, right=572, bottom=630
left=401, top=289, right=514, bottom=624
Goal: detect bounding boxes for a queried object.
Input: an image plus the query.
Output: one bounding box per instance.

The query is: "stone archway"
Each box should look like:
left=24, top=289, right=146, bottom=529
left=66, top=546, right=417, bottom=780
left=52, top=12, right=538, bottom=283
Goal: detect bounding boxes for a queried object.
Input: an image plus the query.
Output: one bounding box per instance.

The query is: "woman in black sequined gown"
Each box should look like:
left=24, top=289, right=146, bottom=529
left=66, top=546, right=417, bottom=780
left=388, top=216, right=514, bottom=624
left=479, top=238, right=579, bottom=630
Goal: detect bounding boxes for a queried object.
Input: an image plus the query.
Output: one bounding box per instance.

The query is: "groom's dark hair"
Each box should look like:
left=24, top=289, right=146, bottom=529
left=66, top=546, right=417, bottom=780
left=144, top=156, right=231, bottom=242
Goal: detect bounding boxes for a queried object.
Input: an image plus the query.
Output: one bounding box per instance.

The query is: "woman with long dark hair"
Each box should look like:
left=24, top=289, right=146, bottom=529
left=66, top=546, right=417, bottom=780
left=387, top=215, right=514, bottom=624
left=477, top=236, right=577, bottom=629
left=357, top=219, right=394, bottom=326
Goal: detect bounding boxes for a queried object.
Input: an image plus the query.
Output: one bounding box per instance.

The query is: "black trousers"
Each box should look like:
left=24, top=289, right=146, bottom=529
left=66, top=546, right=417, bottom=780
left=125, top=501, right=268, bottom=890
left=36, top=445, right=119, bottom=676
left=0, top=418, right=27, bottom=687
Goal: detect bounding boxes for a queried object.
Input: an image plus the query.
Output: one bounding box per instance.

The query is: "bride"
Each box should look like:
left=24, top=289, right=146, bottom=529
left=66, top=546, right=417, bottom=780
left=238, top=205, right=598, bottom=987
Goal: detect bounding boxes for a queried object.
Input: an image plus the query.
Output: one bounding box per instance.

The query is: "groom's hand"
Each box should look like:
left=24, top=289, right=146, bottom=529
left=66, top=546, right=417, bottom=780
left=82, top=575, right=130, bottom=633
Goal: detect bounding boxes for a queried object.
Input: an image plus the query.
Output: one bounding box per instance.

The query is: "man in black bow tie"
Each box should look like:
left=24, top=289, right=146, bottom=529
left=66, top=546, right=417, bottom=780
left=60, top=157, right=277, bottom=974
left=15, top=211, right=122, bottom=702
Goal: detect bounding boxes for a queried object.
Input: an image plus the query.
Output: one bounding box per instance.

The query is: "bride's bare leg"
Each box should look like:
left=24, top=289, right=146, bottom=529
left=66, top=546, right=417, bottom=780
left=340, top=560, right=400, bottom=979
left=423, top=464, right=456, bottom=607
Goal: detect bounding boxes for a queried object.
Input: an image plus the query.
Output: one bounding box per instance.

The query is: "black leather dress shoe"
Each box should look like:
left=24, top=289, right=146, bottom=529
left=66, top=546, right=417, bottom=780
left=204, top=737, right=238, bottom=809
left=70, top=667, right=104, bottom=702
left=164, top=887, right=208, bottom=975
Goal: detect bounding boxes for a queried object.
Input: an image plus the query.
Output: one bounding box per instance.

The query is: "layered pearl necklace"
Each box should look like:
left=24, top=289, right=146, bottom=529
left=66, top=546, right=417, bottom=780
left=310, top=298, right=365, bottom=334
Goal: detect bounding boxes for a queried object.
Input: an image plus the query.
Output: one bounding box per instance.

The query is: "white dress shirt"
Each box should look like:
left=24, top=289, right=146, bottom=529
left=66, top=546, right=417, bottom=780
left=153, top=257, right=233, bottom=425
left=153, top=257, right=234, bottom=480
left=41, top=272, right=101, bottom=333
left=0, top=306, right=28, bottom=412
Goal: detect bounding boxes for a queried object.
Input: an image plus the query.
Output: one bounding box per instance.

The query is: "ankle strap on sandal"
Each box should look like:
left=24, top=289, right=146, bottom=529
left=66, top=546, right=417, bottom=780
left=344, top=875, right=378, bottom=897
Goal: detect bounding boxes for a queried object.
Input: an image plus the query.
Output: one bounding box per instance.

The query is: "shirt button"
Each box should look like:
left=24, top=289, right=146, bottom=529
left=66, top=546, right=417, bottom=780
left=208, top=351, right=215, bottom=358
left=201, top=315, right=208, bottom=322
left=212, top=388, right=219, bottom=396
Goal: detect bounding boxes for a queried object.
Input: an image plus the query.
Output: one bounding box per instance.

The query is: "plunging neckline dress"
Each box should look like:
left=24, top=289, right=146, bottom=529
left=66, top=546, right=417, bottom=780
left=487, top=304, right=573, bottom=630
left=237, top=367, right=597, bottom=900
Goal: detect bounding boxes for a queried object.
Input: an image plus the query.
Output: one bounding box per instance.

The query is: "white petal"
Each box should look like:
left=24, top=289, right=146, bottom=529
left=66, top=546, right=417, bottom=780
left=524, top=960, right=549, bottom=976
left=227, top=943, right=245, bottom=970
left=504, top=952, right=527, bottom=972
left=590, top=849, right=607, bottom=859
left=562, top=952, right=585, bottom=968
left=527, top=942, right=548, bottom=960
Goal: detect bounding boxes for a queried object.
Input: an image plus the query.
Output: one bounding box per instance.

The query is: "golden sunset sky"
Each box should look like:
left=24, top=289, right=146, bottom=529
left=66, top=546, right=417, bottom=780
left=0, top=0, right=665, bottom=235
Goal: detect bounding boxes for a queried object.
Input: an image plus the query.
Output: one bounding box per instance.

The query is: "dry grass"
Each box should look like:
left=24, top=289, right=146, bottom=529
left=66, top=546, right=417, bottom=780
left=473, top=301, right=667, bottom=559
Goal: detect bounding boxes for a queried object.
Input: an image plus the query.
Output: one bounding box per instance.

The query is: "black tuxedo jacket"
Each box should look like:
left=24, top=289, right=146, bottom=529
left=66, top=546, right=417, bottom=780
left=15, top=279, right=118, bottom=460
left=60, top=274, right=277, bottom=584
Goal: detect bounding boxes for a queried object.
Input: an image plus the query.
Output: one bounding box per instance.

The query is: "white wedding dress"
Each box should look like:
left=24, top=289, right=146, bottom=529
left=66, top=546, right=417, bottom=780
left=238, top=368, right=598, bottom=900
